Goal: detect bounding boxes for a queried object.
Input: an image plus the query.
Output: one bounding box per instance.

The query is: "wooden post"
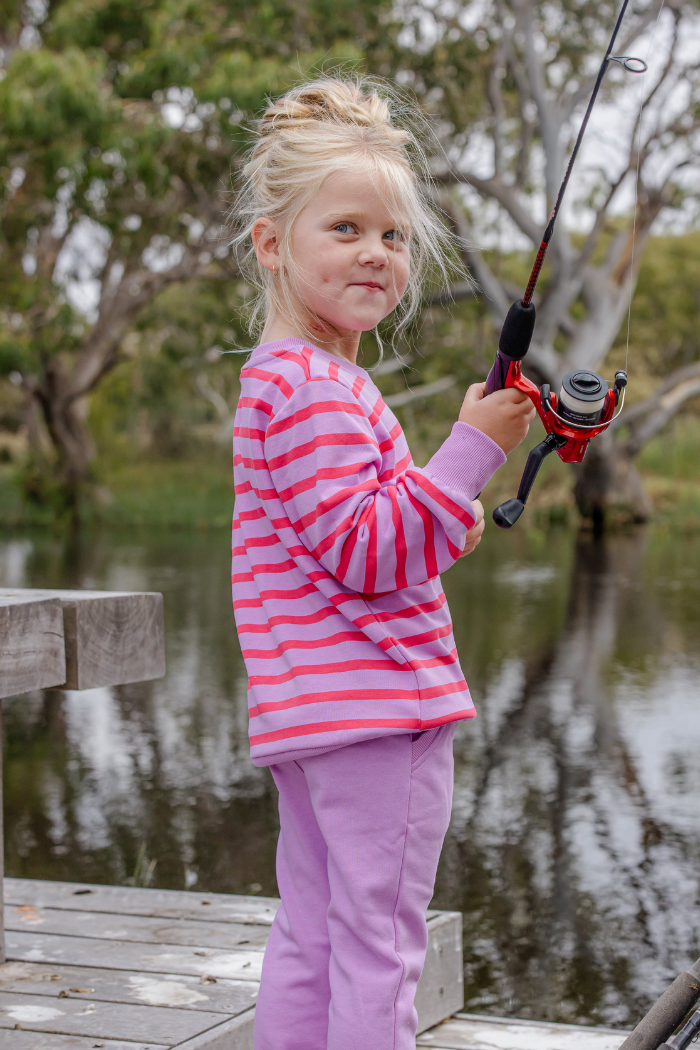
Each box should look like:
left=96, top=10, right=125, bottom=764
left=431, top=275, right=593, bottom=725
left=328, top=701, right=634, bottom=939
left=0, top=588, right=166, bottom=967
left=0, top=589, right=165, bottom=690
left=0, top=595, right=66, bottom=699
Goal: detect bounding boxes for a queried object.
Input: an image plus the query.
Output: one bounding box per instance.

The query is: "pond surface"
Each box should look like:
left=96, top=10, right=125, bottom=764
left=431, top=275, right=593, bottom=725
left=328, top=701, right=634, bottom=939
left=2, top=524, right=699, bottom=1029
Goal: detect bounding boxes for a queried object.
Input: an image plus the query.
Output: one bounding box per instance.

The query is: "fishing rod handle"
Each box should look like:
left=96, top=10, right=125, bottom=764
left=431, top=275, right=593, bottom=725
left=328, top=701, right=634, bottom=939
left=618, top=961, right=700, bottom=1050
left=485, top=299, right=537, bottom=395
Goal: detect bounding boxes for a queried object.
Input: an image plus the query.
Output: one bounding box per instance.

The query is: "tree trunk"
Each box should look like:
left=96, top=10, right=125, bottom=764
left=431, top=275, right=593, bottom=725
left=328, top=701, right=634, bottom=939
left=573, top=430, right=652, bottom=531
left=31, top=372, right=96, bottom=523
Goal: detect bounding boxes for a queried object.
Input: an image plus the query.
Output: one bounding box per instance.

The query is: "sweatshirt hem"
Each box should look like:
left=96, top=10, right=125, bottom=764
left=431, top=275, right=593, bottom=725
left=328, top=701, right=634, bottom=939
left=250, top=706, right=475, bottom=766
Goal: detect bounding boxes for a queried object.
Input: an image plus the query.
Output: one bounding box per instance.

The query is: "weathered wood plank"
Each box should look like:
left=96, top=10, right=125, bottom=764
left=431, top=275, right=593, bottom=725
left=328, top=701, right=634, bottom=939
left=0, top=596, right=65, bottom=699
left=417, top=1014, right=630, bottom=1050
left=0, top=990, right=224, bottom=1043
left=7, top=931, right=265, bottom=982
left=3, top=882, right=463, bottom=1043
left=0, top=709, right=4, bottom=966
left=6, top=905, right=269, bottom=950
left=414, top=912, right=463, bottom=1034
left=174, top=1007, right=255, bottom=1050
left=0, top=589, right=165, bottom=690
left=0, top=961, right=258, bottom=1016
left=4, top=880, right=279, bottom=926
left=0, top=1031, right=155, bottom=1049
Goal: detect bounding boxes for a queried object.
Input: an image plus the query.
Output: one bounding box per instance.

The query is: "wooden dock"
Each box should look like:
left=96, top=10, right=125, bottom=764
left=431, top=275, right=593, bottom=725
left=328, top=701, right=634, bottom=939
left=0, top=877, right=464, bottom=1048
left=418, top=1014, right=629, bottom=1049
left=0, top=878, right=631, bottom=1049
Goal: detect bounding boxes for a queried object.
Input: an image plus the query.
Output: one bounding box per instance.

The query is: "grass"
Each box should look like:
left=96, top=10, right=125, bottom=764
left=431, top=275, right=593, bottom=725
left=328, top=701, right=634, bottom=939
left=0, top=415, right=699, bottom=530
left=97, top=456, right=234, bottom=528
left=0, top=450, right=235, bottom=530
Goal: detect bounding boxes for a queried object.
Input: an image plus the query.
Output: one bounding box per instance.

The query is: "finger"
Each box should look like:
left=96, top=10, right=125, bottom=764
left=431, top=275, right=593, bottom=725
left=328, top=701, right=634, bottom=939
left=466, top=518, right=485, bottom=543
left=461, top=524, right=484, bottom=556
left=501, top=387, right=532, bottom=405
left=463, top=382, right=486, bottom=404
left=471, top=498, right=484, bottom=524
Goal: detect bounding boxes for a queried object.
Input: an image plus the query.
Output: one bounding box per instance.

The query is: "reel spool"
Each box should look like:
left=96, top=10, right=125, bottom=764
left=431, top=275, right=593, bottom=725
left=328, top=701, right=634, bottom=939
left=558, top=371, right=608, bottom=426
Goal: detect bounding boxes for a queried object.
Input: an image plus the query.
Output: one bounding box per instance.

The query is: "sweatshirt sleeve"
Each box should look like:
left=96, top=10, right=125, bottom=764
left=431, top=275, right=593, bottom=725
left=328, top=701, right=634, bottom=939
left=264, top=378, right=505, bottom=594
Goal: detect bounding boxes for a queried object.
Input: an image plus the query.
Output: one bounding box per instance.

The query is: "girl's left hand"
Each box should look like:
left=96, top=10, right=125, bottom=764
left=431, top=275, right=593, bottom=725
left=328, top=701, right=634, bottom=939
left=459, top=499, right=485, bottom=558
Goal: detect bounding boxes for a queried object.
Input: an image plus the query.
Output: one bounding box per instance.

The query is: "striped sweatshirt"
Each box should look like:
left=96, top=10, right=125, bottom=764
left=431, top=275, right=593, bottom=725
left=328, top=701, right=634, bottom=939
left=232, top=337, right=506, bottom=767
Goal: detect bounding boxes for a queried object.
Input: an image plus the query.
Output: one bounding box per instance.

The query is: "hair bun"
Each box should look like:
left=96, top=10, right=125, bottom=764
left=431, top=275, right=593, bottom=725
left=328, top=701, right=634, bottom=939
left=259, top=78, right=409, bottom=145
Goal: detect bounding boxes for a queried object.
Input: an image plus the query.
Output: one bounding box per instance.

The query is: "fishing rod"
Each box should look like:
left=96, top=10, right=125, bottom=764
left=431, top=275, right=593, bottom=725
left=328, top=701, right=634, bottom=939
left=617, top=954, right=700, bottom=1049
left=483, top=0, right=648, bottom=528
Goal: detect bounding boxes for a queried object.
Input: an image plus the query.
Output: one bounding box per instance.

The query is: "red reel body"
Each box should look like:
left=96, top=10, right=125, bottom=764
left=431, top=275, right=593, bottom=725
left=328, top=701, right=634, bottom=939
left=503, top=360, right=616, bottom=463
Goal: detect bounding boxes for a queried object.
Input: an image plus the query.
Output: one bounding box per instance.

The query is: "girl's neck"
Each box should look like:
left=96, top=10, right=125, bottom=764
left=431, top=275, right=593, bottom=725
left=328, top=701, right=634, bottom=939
left=260, top=313, right=360, bottom=365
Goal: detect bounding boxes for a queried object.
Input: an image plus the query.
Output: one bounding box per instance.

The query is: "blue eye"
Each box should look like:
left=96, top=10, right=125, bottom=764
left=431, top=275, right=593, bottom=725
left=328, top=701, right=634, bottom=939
left=384, top=230, right=395, bottom=241
left=334, top=223, right=352, bottom=234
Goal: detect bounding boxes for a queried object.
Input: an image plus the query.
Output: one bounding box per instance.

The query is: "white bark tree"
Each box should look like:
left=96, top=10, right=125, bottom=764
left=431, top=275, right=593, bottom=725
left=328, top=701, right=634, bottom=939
left=406, top=0, right=700, bottom=523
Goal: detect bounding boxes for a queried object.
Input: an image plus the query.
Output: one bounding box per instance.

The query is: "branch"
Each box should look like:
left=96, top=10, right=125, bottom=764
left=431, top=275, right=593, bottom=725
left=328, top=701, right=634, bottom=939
left=436, top=171, right=542, bottom=245
left=66, top=249, right=240, bottom=401
left=621, top=365, right=700, bottom=455
left=487, top=13, right=514, bottom=176
left=373, top=354, right=415, bottom=376
left=522, top=0, right=562, bottom=207
left=426, top=281, right=478, bottom=307
left=194, top=373, right=236, bottom=442
left=384, top=376, right=456, bottom=408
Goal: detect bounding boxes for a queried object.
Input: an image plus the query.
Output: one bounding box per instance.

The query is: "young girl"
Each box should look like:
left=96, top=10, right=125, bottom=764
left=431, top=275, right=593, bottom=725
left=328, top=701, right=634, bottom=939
left=231, top=76, right=534, bottom=1050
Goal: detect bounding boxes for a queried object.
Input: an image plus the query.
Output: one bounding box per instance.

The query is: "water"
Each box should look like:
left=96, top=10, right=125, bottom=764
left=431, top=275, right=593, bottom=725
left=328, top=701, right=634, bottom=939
left=2, top=524, right=699, bottom=1028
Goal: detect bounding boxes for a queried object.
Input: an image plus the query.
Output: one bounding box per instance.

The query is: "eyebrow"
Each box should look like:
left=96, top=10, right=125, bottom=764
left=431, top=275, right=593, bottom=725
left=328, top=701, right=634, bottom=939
left=326, top=211, right=371, bottom=222
left=325, top=212, right=410, bottom=229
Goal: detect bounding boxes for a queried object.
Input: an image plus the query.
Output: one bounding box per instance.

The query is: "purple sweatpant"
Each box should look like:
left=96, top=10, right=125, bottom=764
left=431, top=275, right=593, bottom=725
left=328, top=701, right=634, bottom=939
left=254, top=722, right=456, bottom=1050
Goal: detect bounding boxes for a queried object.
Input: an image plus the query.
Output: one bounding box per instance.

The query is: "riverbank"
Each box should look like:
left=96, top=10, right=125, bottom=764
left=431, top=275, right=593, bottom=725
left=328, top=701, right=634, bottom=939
left=0, top=412, right=698, bottom=530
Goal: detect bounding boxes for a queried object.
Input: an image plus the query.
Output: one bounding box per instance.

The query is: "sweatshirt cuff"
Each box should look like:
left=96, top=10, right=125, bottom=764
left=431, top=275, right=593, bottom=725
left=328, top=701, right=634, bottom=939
left=424, top=422, right=506, bottom=501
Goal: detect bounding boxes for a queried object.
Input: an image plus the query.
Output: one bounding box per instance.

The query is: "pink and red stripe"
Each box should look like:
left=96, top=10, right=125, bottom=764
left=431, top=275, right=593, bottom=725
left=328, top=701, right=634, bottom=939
left=233, top=338, right=506, bottom=766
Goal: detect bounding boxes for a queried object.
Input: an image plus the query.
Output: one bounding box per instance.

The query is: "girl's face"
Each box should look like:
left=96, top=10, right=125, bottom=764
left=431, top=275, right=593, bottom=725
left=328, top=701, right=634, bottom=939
left=281, top=169, right=410, bottom=333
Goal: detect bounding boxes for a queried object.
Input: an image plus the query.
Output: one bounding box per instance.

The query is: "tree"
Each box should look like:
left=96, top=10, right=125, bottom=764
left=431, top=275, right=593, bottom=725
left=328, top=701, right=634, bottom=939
left=4, top=0, right=700, bottom=526
left=0, top=0, right=392, bottom=518
left=396, top=0, right=700, bottom=524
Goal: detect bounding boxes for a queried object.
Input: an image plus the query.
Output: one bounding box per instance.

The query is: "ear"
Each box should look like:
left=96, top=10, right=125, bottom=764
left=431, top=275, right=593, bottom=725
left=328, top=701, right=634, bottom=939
left=252, top=218, right=282, bottom=273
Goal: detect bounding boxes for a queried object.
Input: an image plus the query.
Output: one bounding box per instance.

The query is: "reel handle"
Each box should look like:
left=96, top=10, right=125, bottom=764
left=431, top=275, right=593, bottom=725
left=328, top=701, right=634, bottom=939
left=492, top=433, right=567, bottom=529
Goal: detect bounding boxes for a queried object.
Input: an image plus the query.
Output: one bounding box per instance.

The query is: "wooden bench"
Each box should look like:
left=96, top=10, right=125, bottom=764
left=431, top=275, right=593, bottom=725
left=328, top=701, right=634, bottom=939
left=0, top=588, right=166, bottom=964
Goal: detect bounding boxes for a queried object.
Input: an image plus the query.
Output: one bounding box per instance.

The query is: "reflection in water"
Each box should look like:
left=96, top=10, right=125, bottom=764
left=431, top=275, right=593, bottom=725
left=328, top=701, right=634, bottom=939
left=1, top=526, right=699, bottom=1027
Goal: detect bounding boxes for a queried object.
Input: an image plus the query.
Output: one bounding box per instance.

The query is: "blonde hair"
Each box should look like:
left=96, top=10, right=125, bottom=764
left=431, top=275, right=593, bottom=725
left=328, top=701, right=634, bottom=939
left=230, top=74, right=461, bottom=358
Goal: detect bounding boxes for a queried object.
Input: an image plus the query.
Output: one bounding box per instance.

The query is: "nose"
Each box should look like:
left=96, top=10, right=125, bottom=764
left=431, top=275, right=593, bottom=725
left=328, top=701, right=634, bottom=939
left=357, top=235, right=389, bottom=267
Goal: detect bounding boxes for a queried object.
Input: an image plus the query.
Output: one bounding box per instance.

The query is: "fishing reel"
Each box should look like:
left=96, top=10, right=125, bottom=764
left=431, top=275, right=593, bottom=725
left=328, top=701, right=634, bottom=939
left=485, top=300, right=627, bottom=529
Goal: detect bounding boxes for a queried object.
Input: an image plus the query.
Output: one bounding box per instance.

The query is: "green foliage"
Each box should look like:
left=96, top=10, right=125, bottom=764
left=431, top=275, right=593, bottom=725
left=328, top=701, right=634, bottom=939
left=638, top=415, right=700, bottom=480
left=615, top=234, right=700, bottom=377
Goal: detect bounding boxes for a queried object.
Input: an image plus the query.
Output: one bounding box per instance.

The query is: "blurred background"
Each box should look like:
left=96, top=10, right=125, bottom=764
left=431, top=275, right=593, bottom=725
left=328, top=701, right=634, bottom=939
left=1, top=0, right=700, bottom=1031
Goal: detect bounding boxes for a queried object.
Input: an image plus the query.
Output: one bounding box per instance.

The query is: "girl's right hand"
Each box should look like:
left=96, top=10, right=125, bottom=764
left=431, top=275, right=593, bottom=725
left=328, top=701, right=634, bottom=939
left=460, top=499, right=485, bottom=557
left=458, top=382, right=536, bottom=454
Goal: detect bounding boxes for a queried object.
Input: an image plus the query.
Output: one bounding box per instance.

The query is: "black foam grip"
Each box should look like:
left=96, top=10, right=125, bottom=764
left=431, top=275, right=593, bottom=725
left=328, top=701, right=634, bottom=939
left=498, top=299, right=536, bottom=361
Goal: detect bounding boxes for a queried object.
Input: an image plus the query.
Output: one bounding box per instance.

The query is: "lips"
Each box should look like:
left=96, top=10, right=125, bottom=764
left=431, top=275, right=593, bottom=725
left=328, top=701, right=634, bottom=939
left=351, top=282, right=384, bottom=291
